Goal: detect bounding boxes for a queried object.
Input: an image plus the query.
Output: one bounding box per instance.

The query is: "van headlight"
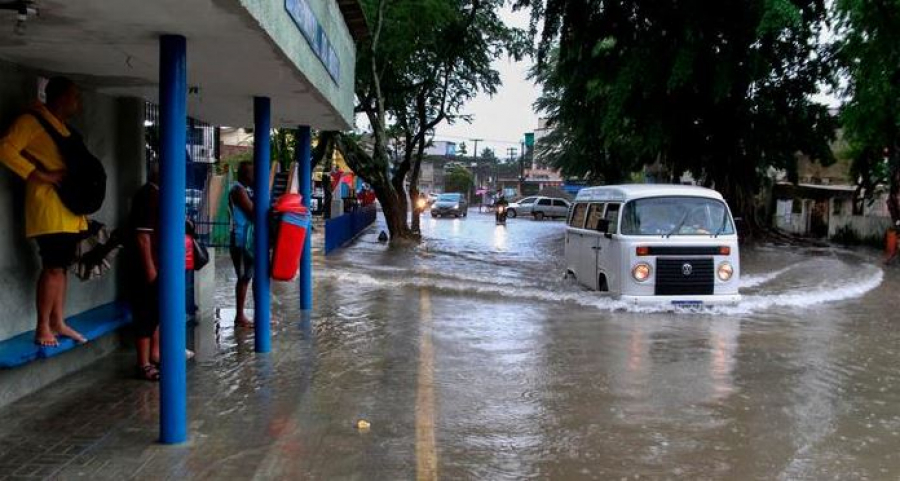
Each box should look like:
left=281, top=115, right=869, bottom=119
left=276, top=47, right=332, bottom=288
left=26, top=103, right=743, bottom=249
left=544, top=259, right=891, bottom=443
left=632, top=263, right=652, bottom=282
left=717, top=262, right=734, bottom=281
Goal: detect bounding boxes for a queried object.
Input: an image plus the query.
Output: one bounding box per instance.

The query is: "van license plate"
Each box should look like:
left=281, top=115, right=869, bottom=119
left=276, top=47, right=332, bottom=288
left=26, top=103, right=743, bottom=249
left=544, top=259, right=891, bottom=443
left=672, top=301, right=703, bottom=308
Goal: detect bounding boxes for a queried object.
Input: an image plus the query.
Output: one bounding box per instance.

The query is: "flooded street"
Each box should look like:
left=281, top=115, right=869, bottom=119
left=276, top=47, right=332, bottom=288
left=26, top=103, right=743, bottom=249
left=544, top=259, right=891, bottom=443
left=1, top=211, right=897, bottom=480
left=215, top=211, right=900, bottom=479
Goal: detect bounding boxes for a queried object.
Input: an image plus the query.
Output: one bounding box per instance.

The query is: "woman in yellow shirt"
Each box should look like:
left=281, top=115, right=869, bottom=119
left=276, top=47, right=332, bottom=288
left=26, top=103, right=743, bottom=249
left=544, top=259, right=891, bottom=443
left=0, top=77, right=88, bottom=346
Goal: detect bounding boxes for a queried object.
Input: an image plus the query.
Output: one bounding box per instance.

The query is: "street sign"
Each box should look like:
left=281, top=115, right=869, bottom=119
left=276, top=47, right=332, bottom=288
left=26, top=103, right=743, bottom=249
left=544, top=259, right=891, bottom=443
left=524, top=132, right=535, bottom=147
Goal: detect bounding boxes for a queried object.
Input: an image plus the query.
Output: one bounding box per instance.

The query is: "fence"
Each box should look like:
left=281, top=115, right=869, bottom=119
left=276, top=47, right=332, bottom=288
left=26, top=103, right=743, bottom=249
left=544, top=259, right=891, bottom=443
left=324, top=205, right=377, bottom=254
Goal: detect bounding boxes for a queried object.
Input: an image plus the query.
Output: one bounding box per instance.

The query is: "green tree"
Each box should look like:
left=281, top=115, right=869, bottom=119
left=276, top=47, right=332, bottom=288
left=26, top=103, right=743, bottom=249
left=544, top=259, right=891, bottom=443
left=444, top=164, right=475, bottom=194
left=329, top=0, right=526, bottom=239
left=517, top=0, right=836, bottom=230
left=481, top=147, right=498, bottom=163
left=833, top=0, right=900, bottom=224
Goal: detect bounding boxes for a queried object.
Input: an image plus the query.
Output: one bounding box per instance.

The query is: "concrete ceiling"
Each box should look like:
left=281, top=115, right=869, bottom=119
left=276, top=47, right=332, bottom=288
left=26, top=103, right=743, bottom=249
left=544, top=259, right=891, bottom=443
left=0, top=0, right=352, bottom=129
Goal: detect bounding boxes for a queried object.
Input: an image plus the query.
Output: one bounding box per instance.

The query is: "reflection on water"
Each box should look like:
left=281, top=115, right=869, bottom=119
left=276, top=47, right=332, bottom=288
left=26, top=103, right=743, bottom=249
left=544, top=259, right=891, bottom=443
left=492, top=224, right=508, bottom=251
left=203, top=212, right=899, bottom=479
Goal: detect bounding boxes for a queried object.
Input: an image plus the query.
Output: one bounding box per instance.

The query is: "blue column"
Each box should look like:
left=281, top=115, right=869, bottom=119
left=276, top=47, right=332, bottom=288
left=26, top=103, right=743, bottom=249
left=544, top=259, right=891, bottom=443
left=158, top=34, right=187, bottom=444
left=253, top=97, right=271, bottom=353
left=297, top=126, right=313, bottom=311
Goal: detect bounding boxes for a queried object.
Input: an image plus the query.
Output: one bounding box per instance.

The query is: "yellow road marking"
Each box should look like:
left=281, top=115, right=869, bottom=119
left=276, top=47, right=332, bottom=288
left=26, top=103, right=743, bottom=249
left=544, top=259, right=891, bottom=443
left=415, top=288, right=438, bottom=481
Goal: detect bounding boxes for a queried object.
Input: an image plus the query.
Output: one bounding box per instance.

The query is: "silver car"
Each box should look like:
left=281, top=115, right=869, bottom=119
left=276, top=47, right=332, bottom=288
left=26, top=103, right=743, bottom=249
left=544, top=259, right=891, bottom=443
left=506, top=196, right=537, bottom=218
left=529, top=196, right=570, bottom=220
left=431, top=193, right=468, bottom=218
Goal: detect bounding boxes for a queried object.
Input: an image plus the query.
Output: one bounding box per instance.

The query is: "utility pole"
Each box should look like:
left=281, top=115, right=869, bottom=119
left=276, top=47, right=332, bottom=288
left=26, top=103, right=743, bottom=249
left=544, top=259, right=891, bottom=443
left=471, top=138, right=482, bottom=165
left=470, top=138, right=482, bottom=203
left=518, top=139, right=526, bottom=197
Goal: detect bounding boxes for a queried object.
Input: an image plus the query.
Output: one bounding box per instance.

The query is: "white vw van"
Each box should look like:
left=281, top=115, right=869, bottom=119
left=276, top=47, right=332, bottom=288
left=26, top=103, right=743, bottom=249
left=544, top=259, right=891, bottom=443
left=565, top=185, right=740, bottom=306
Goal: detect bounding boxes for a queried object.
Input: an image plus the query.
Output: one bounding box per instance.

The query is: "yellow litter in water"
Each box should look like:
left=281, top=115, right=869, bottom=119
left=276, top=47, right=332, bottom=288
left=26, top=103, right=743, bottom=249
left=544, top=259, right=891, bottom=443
left=356, top=419, right=371, bottom=431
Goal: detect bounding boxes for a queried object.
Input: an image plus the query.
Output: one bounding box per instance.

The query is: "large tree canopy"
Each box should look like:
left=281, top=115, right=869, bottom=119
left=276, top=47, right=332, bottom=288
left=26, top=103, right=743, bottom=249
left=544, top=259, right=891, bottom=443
left=516, top=0, right=837, bottom=227
left=329, top=0, right=526, bottom=239
left=833, top=0, right=900, bottom=224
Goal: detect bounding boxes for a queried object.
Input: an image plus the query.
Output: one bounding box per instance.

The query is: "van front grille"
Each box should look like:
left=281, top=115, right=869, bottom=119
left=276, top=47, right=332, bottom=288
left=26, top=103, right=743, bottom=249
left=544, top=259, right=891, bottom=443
left=655, top=258, right=714, bottom=296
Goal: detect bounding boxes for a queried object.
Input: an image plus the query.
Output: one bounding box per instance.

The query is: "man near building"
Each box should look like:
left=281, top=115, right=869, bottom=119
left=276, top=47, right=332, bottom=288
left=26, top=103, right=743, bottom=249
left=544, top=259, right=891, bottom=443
left=0, top=77, right=88, bottom=346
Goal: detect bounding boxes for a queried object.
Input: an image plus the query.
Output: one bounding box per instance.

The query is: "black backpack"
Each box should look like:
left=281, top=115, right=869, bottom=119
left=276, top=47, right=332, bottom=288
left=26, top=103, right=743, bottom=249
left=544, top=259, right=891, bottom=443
left=30, top=113, right=107, bottom=215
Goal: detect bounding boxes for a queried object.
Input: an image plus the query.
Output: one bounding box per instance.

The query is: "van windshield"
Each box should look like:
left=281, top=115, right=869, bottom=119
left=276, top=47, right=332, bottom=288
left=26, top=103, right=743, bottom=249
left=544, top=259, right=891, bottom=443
left=621, top=197, right=735, bottom=236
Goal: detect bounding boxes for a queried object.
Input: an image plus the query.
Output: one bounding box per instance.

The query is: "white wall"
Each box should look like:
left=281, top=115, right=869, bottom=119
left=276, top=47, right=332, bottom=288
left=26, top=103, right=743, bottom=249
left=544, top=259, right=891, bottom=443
left=829, top=215, right=893, bottom=240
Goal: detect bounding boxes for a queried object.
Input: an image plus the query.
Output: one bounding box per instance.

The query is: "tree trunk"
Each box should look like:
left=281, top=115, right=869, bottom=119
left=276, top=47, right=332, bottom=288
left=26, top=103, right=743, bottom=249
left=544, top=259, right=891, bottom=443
left=712, top=159, right=764, bottom=240
left=409, top=135, right=428, bottom=233
left=330, top=132, right=413, bottom=239
left=322, top=161, right=333, bottom=220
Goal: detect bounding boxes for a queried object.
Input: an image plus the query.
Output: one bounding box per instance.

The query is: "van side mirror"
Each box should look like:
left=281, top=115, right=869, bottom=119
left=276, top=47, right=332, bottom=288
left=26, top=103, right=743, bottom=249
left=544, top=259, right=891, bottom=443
left=596, top=219, right=611, bottom=233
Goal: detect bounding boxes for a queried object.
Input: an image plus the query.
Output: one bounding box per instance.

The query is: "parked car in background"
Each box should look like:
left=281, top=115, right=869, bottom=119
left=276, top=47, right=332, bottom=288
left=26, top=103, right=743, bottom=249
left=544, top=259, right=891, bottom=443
left=506, top=196, right=537, bottom=218
left=530, top=196, right=571, bottom=220
left=431, top=193, right=468, bottom=218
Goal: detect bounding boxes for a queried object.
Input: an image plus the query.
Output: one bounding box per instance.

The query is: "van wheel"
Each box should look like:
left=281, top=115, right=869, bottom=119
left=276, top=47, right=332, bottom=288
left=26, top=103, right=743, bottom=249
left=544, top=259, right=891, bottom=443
left=534, top=211, right=545, bottom=221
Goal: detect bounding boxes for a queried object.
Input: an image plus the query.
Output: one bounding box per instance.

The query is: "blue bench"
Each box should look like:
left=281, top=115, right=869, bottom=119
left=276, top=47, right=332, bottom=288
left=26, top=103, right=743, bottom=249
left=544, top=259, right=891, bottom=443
left=0, top=302, right=132, bottom=369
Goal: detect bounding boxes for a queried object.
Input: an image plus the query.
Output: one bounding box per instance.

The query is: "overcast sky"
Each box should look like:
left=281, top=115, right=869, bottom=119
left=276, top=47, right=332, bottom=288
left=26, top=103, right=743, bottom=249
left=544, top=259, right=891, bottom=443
left=431, top=7, right=541, bottom=159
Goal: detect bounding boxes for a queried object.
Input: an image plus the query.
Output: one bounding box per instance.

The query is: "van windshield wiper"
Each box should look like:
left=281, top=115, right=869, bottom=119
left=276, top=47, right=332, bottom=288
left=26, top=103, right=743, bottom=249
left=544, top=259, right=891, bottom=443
left=665, top=213, right=689, bottom=238
left=712, top=213, right=729, bottom=238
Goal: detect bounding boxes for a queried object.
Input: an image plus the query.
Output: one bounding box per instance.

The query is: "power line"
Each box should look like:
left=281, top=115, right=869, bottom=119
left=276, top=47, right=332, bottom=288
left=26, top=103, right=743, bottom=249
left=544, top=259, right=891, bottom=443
left=432, top=133, right=525, bottom=145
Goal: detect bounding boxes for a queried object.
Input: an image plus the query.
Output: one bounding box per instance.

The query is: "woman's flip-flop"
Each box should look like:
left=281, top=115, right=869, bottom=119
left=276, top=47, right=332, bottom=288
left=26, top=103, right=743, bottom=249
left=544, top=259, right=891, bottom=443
left=138, top=364, right=160, bottom=381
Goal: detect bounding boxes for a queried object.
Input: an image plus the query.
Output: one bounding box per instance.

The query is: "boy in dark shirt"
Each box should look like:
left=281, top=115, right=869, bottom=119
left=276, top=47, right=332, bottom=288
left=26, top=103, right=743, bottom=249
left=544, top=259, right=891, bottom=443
left=129, top=163, right=160, bottom=380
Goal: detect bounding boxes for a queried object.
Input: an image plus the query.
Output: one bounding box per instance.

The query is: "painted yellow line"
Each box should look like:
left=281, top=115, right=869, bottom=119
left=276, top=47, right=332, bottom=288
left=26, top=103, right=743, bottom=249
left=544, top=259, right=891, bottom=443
left=416, top=288, right=438, bottom=481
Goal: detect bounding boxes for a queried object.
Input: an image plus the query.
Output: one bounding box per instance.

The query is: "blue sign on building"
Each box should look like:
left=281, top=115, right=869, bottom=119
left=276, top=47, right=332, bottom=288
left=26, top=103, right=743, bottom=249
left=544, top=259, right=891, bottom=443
left=285, top=0, right=341, bottom=83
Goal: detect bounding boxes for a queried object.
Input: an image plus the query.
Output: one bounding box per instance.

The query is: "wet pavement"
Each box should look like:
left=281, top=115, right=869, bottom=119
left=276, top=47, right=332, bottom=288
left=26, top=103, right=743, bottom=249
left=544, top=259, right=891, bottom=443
left=1, top=211, right=899, bottom=480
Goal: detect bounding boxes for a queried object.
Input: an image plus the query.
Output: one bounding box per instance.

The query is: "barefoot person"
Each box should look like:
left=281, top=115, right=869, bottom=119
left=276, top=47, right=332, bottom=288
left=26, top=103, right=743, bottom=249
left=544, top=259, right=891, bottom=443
left=229, top=161, right=254, bottom=328
left=0, top=77, right=88, bottom=346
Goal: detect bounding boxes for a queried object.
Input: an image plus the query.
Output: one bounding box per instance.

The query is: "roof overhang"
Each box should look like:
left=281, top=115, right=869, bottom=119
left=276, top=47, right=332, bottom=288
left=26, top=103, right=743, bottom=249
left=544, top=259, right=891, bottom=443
left=337, top=0, right=369, bottom=42
left=0, top=0, right=359, bottom=129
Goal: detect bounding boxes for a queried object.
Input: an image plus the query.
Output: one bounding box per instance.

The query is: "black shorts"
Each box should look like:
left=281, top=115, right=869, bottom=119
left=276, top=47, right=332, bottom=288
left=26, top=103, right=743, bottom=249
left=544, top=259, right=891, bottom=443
left=230, top=246, right=254, bottom=282
left=34, top=233, right=81, bottom=269
left=130, top=280, right=159, bottom=339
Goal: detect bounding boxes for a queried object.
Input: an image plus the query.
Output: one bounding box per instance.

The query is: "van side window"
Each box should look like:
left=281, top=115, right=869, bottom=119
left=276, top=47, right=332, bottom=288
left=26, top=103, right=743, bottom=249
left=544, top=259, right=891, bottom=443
left=568, top=203, right=588, bottom=228
left=552, top=199, right=568, bottom=207
left=538, top=198, right=552, bottom=206
left=604, top=203, right=621, bottom=234
left=585, top=203, right=606, bottom=230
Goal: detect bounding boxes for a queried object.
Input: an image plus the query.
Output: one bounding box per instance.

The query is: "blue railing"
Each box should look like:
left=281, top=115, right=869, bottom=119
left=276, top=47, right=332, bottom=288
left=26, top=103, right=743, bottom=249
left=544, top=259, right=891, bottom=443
left=324, top=205, right=377, bottom=254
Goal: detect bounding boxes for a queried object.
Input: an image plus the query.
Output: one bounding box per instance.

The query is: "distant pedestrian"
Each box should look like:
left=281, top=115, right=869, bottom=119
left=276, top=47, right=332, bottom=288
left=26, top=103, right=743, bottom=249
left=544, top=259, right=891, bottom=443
left=229, top=161, right=254, bottom=328
left=0, top=77, right=89, bottom=346
left=886, top=181, right=900, bottom=265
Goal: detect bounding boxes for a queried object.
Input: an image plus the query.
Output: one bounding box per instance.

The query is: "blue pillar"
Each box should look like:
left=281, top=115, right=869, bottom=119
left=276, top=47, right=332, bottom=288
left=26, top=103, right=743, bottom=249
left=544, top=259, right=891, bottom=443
left=297, top=126, right=313, bottom=311
left=158, top=34, right=187, bottom=444
left=253, top=97, right=271, bottom=353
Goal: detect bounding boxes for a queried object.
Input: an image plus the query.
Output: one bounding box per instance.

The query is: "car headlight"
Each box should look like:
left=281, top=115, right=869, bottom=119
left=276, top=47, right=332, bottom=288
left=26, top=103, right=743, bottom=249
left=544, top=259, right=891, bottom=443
left=717, top=262, right=734, bottom=281
left=453, top=204, right=459, bottom=209
left=632, top=263, right=652, bottom=282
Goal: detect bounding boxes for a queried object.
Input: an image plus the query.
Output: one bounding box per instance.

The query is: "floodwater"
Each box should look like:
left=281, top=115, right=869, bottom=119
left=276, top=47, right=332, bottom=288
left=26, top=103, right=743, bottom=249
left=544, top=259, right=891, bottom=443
left=209, top=211, right=899, bottom=480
